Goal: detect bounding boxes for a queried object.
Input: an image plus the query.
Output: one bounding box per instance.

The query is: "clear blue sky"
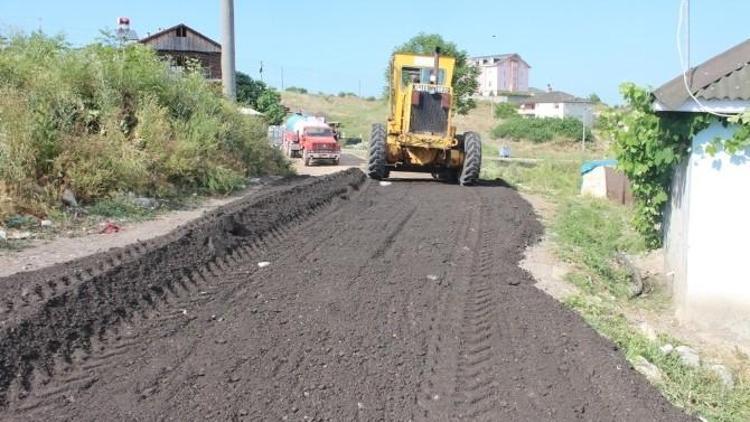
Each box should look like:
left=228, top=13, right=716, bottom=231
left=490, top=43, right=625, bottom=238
left=1, top=0, right=749, bottom=104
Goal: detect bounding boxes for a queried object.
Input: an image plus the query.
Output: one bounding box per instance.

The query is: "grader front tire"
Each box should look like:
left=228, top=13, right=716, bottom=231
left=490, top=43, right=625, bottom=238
left=368, top=124, right=388, bottom=180
left=460, top=131, right=481, bottom=186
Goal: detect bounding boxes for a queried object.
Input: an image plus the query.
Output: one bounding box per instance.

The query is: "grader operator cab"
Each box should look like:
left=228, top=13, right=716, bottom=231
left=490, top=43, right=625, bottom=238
left=368, top=48, right=481, bottom=185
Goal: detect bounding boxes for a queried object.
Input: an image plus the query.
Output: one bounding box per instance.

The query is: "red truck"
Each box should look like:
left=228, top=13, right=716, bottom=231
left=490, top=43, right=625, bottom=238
left=298, top=124, right=341, bottom=166
left=282, top=114, right=340, bottom=166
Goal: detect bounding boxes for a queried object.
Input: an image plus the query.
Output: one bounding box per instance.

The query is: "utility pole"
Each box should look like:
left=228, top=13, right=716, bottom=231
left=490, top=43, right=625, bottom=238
left=686, top=0, right=691, bottom=68
left=581, top=110, right=587, bottom=151
left=220, top=0, right=236, bottom=100
left=281, top=66, right=285, bottom=90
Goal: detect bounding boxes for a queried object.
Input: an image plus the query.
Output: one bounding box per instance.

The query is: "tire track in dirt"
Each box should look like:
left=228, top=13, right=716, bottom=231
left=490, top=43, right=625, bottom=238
left=0, top=170, right=366, bottom=417
left=0, top=171, right=696, bottom=421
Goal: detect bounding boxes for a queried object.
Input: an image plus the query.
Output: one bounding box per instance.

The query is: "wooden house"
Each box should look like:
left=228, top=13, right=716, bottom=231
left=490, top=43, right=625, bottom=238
left=140, top=24, right=222, bottom=80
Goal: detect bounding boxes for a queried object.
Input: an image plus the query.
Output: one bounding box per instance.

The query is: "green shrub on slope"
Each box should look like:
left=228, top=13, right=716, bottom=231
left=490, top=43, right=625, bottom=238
left=0, top=33, right=291, bottom=218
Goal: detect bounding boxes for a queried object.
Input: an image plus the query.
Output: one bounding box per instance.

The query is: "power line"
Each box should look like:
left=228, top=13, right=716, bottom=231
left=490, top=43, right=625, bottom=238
left=676, top=0, right=733, bottom=117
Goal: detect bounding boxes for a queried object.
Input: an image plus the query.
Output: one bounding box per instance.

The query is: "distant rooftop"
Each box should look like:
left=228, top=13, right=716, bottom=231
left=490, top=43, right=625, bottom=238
left=471, top=53, right=531, bottom=68
left=523, top=91, right=591, bottom=104
left=472, top=54, right=513, bottom=61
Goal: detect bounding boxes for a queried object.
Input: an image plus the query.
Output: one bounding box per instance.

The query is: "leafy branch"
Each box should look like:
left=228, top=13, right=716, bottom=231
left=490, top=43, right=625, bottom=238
left=605, top=83, right=711, bottom=248
left=707, top=111, right=750, bottom=155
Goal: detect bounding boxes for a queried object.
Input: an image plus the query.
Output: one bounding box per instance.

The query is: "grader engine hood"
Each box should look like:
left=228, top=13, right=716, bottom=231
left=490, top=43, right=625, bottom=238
left=408, top=84, right=452, bottom=135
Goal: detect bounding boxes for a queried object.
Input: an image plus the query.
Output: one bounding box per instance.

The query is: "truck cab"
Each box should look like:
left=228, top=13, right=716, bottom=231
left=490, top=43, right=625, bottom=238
left=300, top=125, right=341, bottom=166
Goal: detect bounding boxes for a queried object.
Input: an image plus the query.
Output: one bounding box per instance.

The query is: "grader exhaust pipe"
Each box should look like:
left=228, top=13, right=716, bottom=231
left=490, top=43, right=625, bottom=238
left=431, top=47, right=441, bottom=84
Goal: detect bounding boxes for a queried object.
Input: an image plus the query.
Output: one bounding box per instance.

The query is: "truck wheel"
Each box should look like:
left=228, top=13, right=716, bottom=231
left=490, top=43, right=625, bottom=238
left=368, top=123, right=387, bottom=180
left=460, top=132, right=482, bottom=186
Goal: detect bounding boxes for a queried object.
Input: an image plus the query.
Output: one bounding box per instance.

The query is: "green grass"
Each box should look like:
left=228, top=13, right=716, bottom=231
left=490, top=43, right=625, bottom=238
left=87, top=197, right=156, bottom=220
left=481, top=160, right=580, bottom=199
left=554, top=197, right=645, bottom=297
left=567, top=296, right=750, bottom=421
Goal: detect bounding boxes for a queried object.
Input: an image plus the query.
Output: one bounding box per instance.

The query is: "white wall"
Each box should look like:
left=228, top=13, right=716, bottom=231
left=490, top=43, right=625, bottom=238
left=475, top=63, right=496, bottom=96
left=532, top=102, right=564, bottom=119
left=665, top=120, right=750, bottom=329
left=664, top=159, right=690, bottom=301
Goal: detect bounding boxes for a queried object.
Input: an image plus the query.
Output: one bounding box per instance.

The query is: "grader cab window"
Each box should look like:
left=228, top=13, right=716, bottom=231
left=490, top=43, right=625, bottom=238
left=401, top=67, right=446, bottom=87
left=402, top=67, right=422, bottom=86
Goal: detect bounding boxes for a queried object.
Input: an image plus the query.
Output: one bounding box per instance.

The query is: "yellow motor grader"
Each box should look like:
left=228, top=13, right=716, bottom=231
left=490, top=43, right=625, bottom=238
left=368, top=48, right=481, bottom=185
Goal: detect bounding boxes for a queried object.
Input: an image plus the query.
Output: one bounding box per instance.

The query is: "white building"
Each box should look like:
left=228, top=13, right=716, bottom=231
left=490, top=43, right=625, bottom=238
left=654, top=38, right=750, bottom=334
left=470, top=54, right=530, bottom=96
left=518, top=91, right=594, bottom=125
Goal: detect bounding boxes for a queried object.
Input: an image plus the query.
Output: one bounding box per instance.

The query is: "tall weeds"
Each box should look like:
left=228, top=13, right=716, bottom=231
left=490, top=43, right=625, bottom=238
left=0, top=32, right=291, bottom=218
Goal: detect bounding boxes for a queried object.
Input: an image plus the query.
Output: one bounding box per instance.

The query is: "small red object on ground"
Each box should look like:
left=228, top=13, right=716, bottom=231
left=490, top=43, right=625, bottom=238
left=100, top=222, right=121, bottom=234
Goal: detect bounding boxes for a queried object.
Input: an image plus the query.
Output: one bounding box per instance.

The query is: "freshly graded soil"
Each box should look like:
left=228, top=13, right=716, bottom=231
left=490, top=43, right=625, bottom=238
left=0, top=169, right=693, bottom=421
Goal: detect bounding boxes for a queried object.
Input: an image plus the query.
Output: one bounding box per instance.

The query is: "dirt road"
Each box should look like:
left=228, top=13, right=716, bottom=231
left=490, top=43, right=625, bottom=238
left=0, top=169, right=692, bottom=421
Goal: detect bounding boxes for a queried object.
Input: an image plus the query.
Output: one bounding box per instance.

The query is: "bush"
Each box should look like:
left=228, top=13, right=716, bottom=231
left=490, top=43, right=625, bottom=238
left=0, top=32, right=292, bottom=219
left=236, top=72, right=285, bottom=125
left=285, top=86, right=307, bottom=94
left=491, top=117, right=592, bottom=143
left=494, top=102, right=518, bottom=119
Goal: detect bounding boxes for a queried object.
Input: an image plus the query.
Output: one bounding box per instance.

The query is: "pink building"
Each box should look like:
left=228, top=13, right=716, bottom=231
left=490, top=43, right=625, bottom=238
left=470, top=54, right=530, bottom=96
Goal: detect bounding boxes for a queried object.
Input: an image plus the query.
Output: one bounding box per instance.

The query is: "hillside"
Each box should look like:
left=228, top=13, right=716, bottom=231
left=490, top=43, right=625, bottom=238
left=280, top=91, right=496, bottom=143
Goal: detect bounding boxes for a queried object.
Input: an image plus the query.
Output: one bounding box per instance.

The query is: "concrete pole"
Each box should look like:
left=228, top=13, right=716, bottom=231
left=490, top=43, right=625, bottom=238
left=221, top=0, right=236, bottom=100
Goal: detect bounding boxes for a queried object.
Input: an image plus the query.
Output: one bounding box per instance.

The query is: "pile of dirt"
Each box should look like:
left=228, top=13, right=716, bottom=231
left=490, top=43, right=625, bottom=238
left=0, top=169, right=365, bottom=408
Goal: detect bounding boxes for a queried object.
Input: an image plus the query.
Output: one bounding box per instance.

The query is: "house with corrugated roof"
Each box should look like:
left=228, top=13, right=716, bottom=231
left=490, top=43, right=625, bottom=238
left=518, top=89, right=594, bottom=125
left=470, top=54, right=530, bottom=96
left=654, top=38, right=750, bottom=330
left=140, top=24, right=222, bottom=80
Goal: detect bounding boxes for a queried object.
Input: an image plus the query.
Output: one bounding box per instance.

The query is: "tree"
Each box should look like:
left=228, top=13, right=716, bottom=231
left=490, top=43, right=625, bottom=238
left=388, top=33, right=480, bottom=115
left=494, top=102, right=519, bottom=119
left=589, top=93, right=602, bottom=104
left=236, top=71, right=285, bottom=125
left=256, top=90, right=286, bottom=125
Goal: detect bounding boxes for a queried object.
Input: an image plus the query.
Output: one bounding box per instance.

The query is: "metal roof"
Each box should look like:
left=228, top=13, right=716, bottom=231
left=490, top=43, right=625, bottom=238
left=653, top=38, right=750, bottom=110
left=522, top=91, right=591, bottom=104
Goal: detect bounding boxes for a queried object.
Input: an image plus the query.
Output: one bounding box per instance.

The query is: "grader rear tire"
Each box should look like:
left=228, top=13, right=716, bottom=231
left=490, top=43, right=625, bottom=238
left=368, top=124, right=387, bottom=180
left=460, top=131, right=481, bottom=186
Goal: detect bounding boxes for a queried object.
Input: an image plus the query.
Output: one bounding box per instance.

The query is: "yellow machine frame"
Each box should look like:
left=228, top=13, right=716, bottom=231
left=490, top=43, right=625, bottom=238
left=385, top=53, right=463, bottom=168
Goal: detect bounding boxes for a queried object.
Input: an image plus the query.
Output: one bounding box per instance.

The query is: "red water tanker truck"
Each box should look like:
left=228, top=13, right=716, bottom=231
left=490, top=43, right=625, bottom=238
left=282, top=114, right=341, bottom=166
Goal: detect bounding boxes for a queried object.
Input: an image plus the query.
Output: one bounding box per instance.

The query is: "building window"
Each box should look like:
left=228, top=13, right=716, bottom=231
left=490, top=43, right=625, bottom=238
left=554, top=103, right=560, bottom=109
left=176, top=26, right=187, bottom=37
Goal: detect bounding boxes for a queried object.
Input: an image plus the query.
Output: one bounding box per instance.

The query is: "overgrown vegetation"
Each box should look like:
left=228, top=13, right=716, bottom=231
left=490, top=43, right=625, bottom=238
left=387, top=33, right=480, bottom=115
left=491, top=117, right=592, bottom=143
left=0, top=32, right=291, bottom=220
left=604, top=83, right=711, bottom=247
left=494, top=102, right=519, bottom=119
left=555, top=198, right=645, bottom=297
left=236, top=71, right=286, bottom=125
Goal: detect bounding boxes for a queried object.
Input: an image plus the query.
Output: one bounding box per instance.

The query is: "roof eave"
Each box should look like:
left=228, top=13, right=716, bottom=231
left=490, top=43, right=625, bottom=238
left=653, top=98, right=750, bottom=114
